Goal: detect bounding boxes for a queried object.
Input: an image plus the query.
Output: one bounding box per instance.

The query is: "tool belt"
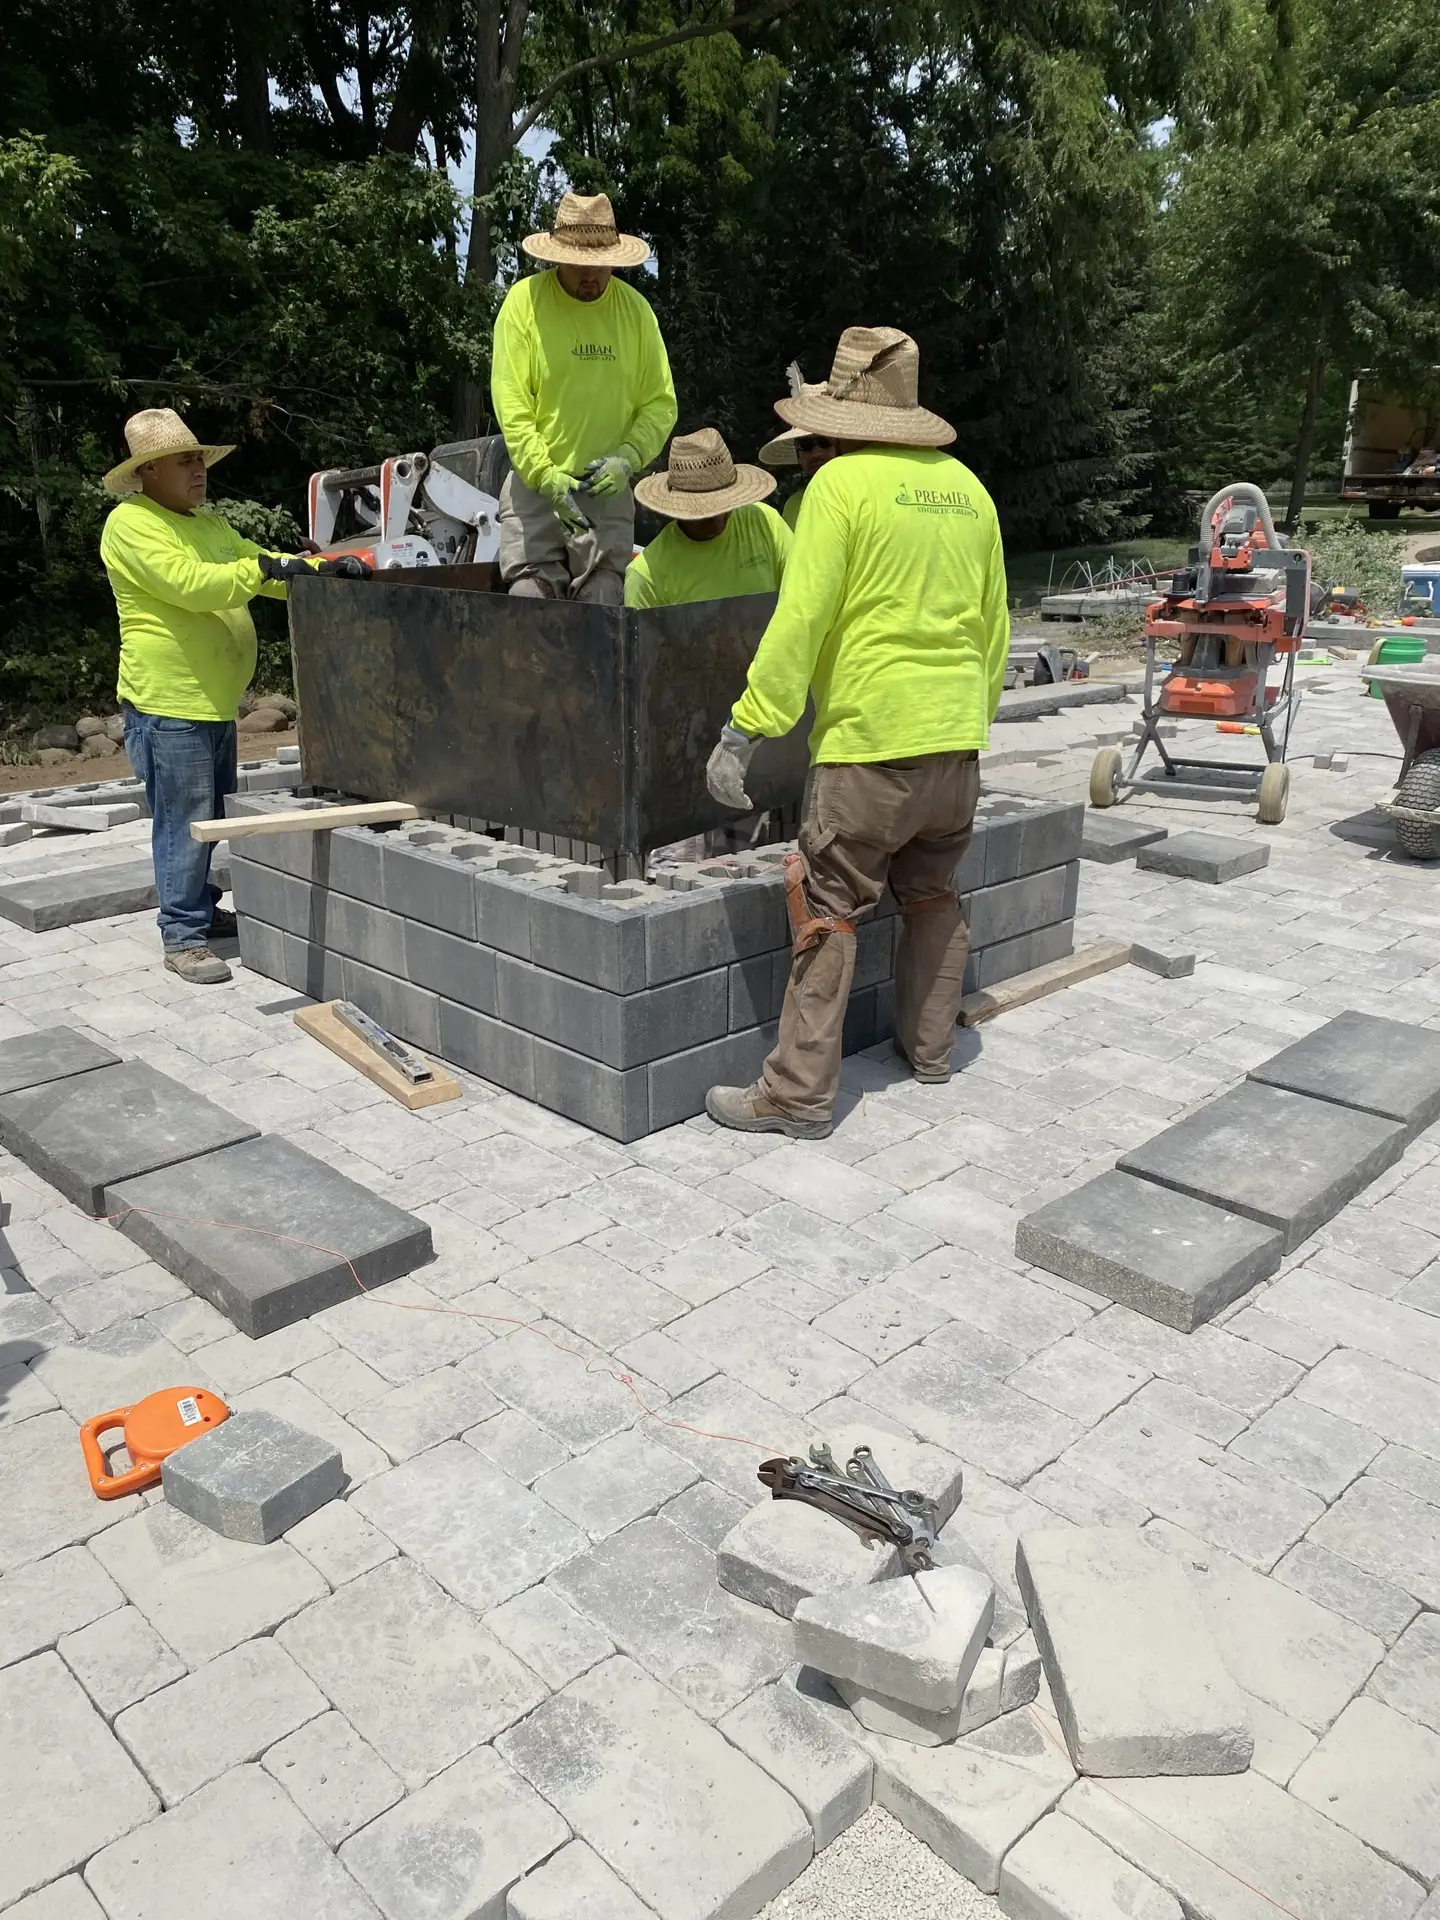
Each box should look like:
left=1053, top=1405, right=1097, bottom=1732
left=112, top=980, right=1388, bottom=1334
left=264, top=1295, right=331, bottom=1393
left=783, top=853, right=854, bottom=953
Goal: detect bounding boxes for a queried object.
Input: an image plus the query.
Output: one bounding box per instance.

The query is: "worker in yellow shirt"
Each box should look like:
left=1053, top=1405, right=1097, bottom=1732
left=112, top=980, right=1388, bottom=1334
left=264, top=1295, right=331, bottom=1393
left=99, top=409, right=364, bottom=985
left=491, top=193, right=677, bottom=605
left=625, top=428, right=791, bottom=609
left=703, top=327, right=1010, bottom=1139
left=759, top=379, right=837, bottom=530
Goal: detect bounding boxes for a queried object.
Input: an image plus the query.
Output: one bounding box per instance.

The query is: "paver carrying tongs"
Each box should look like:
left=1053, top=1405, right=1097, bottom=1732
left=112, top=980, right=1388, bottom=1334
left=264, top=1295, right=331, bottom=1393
left=757, top=1443, right=942, bottom=1573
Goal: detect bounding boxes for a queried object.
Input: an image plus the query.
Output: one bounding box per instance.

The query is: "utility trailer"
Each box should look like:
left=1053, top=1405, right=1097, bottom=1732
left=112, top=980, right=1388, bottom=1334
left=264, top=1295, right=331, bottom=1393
left=1341, top=376, right=1440, bottom=520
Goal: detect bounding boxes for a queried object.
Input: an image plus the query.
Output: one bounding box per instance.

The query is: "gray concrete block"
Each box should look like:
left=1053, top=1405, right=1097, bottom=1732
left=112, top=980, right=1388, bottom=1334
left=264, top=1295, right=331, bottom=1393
left=532, top=1034, right=649, bottom=1143
left=21, top=800, right=140, bottom=830
left=1081, top=815, right=1169, bottom=865
left=106, top=1135, right=433, bottom=1338
left=1248, top=1009, right=1440, bottom=1140
left=0, top=1060, right=259, bottom=1214
left=999, top=1812, right=1184, bottom=1920
left=976, top=918, right=1075, bottom=991
left=228, top=854, right=312, bottom=933
left=1130, top=942, right=1195, bottom=979
left=835, top=1648, right=1005, bottom=1746
left=645, top=877, right=789, bottom=984
left=1118, top=1080, right=1408, bottom=1255
left=226, top=797, right=384, bottom=896
left=1015, top=1527, right=1253, bottom=1778
left=648, top=1022, right=778, bottom=1131
left=508, top=1841, right=655, bottom=1920
left=528, top=889, right=648, bottom=995
left=794, top=1563, right=995, bottom=1710
left=236, top=917, right=346, bottom=1001
left=496, top=951, right=729, bottom=1069
left=474, top=868, right=538, bottom=959
left=438, top=998, right=536, bottom=1098
left=0, top=857, right=163, bottom=932
left=981, top=799, right=1029, bottom=886
left=0, top=1027, right=120, bottom=1097
left=717, top=1498, right=901, bottom=1620
left=730, top=951, right=789, bottom=1029
left=0, top=822, right=32, bottom=847
left=968, top=864, right=1076, bottom=948
left=320, top=892, right=407, bottom=977
left=719, top=1681, right=873, bottom=1849
left=853, top=915, right=894, bottom=990
left=403, top=918, right=497, bottom=1014
left=1019, top=800, right=1085, bottom=877
left=1136, top=831, right=1270, bottom=883
left=1016, top=1170, right=1284, bottom=1332
left=956, top=824, right=989, bottom=892
left=498, top=1655, right=814, bottom=1920
left=343, top=957, right=441, bottom=1057
left=161, top=1413, right=347, bottom=1543
left=380, top=836, right=478, bottom=937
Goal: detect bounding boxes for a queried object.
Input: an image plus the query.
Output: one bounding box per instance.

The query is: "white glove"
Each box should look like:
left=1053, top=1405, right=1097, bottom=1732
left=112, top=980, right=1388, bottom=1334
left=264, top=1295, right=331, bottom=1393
left=706, top=724, right=757, bottom=811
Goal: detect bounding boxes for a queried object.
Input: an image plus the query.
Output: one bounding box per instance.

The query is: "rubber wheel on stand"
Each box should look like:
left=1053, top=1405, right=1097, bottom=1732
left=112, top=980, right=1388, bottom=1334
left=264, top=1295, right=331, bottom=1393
left=1090, top=746, right=1123, bottom=809
left=1257, top=762, right=1290, bottom=825
left=1394, top=748, right=1440, bottom=860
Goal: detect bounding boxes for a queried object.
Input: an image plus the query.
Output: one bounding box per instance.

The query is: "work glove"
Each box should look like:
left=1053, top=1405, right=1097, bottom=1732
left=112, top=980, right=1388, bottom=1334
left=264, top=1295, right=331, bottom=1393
left=257, top=552, right=316, bottom=584
left=538, top=464, right=588, bottom=532
left=706, top=723, right=758, bottom=812
left=317, top=554, right=372, bottom=579
left=582, top=444, right=640, bottom=499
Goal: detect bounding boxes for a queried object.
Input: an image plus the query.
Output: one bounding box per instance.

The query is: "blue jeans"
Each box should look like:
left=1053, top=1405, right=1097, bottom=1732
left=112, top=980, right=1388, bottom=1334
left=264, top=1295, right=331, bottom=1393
left=123, top=706, right=237, bottom=949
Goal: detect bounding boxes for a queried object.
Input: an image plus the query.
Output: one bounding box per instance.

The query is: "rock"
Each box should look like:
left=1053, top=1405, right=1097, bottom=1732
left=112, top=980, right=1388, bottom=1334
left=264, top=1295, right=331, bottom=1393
left=80, top=735, right=113, bottom=759
left=31, top=724, right=80, bottom=753
left=36, top=749, right=74, bottom=767
left=253, top=693, right=297, bottom=719
left=75, top=716, right=106, bottom=739
left=237, top=708, right=287, bottom=734
left=793, top=1563, right=995, bottom=1711
left=104, top=713, right=126, bottom=743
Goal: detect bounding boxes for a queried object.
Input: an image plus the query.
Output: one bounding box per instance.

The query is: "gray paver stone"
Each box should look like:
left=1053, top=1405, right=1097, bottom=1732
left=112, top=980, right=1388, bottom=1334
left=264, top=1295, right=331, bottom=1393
left=662, top=1478, right=749, bottom=1551
left=261, top=1710, right=403, bottom=1847
left=1135, top=832, right=1269, bottom=883
left=0, top=1542, right=122, bottom=1667
left=57, top=1605, right=185, bottom=1718
left=348, top=1366, right=501, bottom=1463
left=717, top=1496, right=901, bottom=1618
left=999, top=1811, right=1184, bottom=1920
left=1016, top=1170, right=1282, bottom=1331
left=1001, top=1631, right=1043, bottom=1713
left=162, top=1408, right=344, bottom=1543
left=0, top=858, right=166, bottom=933
left=1080, top=816, right=1168, bottom=865
left=21, top=799, right=140, bottom=829
left=1310, top=1476, right=1440, bottom=1608
left=108, top=1134, right=433, bottom=1338
left=533, top=1426, right=698, bottom=1538
left=507, top=1840, right=654, bottom=1920
left=0, top=1025, right=119, bottom=1095
left=1227, top=1397, right=1383, bottom=1501
left=1249, top=1010, right=1440, bottom=1139
left=1016, top=1527, right=1252, bottom=1777
left=484, top=1583, right=615, bottom=1691
left=284, top=1498, right=397, bottom=1586
left=1368, top=1613, right=1440, bottom=1733
left=499, top=1654, right=813, bottom=1920
left=836, top=1646, right=1006, bottom=1746
left=1117, top=1081, right=1408, bottom=1255
left=719, top=1679, right=874, bottom=1848
left=1273, top=1539, right=1421, bottom=1647
left=0, top=1410, right=132, bottom=1576
left=1290, top=1696, right=1440, bottom=1884
left=2, top=1878, right=107, bottom=1920
left=85, top=1764, right=381, bottom=1920
left=793, top=1562, right=995, bottom=1710
left=1129, top=943, right=1196, bottom=980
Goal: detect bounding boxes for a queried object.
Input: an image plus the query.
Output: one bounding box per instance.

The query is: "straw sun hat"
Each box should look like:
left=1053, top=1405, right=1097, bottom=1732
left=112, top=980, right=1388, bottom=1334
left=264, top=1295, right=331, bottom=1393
left=773, top=327, right=954, bottom=447
left=103, top=408, right=234, bottom=497
left=521, top=191, right=651, bottom=270
left=634, top=428, right=776, bottom=520
left=759, top=384, right=830, bottom=468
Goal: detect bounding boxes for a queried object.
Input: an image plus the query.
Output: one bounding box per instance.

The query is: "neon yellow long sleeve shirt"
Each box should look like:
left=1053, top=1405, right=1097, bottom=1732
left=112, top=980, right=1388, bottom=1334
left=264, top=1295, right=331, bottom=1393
left=624, top=502, right=791, bottom=608
left=100, top=496, right=290, bottom=721
left=730, top=446, right=1011, bottom=764
left=490, top=270, right=677, bottom=493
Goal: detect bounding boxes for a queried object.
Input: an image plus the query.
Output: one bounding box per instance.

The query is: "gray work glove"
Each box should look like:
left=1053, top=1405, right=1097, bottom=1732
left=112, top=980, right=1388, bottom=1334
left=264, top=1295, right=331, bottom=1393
left=706, top=724, right=757, bottom=811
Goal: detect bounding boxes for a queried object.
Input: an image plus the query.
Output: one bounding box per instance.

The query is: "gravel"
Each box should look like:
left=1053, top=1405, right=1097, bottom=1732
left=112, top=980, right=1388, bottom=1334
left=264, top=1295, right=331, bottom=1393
left=758, top=1806, right=1000, bottom=1919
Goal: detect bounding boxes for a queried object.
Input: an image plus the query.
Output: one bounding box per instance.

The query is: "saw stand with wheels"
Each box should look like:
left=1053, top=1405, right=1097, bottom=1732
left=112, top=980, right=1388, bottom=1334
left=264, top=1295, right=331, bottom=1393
left=1090, top=483, right=1310, bottom=826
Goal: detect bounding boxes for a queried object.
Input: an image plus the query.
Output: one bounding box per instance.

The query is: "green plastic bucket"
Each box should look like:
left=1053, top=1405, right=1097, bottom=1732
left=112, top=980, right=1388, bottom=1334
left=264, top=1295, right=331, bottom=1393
left=1369, top=633, right=1427, bottom=695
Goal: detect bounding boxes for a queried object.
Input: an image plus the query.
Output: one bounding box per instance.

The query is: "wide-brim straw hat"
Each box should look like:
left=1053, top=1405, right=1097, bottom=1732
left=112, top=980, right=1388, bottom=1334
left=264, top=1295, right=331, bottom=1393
left=773, top=327, right=954, bottom=447
left=634, top=427, right=777, bottom=519
left=760, top=385, right=830, bottom=467
left=103, top=408, right=234, bottom=496
left=522, top=191, right=650, bottom=269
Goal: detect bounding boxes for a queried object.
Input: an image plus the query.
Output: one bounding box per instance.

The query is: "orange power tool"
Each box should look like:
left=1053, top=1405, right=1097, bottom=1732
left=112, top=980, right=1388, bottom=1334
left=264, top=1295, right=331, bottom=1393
left=80, top=1387, right=231, bottom=1500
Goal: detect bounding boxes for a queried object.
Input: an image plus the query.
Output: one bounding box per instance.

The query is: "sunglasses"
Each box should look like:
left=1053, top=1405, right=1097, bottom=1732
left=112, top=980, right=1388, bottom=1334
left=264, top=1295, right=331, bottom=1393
left=795, top=437, right=834, bottom=454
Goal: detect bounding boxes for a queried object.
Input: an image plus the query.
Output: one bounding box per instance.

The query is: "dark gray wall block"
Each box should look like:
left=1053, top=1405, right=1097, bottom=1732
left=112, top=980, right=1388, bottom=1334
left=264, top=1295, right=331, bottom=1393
left=645, top=881, right=789, bottom=985
left=526, top=891, right=648, bottom=996
left=403, top=920, right=498, bottom=1015
left=966, top=863, right=1076, bottom=949
left=438, top=999, right=536, bottom=1100
left=495, top=952, right=729, bottom=1069
left=381, top=839, right=480, bottom=939
left=532, top=1036, right=650, bottom=1143
left=343, top=958, right=442, bottom=1058
left=648, top=1024, right=779, bottom=1132
left=1081, top=816, right=1168, bottom=864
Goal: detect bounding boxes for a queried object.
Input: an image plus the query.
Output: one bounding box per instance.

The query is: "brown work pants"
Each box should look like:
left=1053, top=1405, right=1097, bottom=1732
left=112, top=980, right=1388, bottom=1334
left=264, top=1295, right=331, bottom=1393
left=761, top=751, right=980, bottom=1122
left=497, top=470, right=633, bottom=606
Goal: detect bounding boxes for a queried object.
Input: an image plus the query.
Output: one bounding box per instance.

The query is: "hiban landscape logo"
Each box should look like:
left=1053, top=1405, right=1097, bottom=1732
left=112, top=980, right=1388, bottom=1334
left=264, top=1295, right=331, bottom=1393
left=895, top=484, right=977, bottom=517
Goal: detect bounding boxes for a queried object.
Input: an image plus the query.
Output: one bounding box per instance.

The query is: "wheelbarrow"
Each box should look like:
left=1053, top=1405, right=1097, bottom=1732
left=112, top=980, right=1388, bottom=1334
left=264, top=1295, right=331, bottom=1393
left=1362, top=660, right=1440, bottom=859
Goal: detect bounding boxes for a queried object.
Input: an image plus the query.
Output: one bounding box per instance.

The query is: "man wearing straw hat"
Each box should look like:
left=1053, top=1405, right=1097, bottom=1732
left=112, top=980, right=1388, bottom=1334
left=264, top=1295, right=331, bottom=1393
left=99, top=408, right=358, bottom=985
left=625, top=427, right=791, bottom=608
left=491, top=192, right=676, bottom=604
left=703, top=326, right=1010, bottom=1139
left=759, top=374, right=837, bottom=530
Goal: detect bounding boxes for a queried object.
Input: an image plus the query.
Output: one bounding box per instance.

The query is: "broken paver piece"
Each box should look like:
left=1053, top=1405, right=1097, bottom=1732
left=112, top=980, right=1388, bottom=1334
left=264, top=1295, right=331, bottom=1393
left=1136, top=831, right=1269, bottom=883
left=717, top=1496, right=901, bottom=1619
left=1016, top=1528, right=1253, bottom=1778
left=793, top=1563, right=995, bottom=1711
left=161, top=1408, right=344, bottom=1543
left=999, top=1811, right=1184, bottom=1920
left=1117, top=1080, right=1408, bottom=1255
left=1016, top=1169, right=1283, bottom=1331
left=1080, top=816, right=1168, bottom=865
left=1248, top=1009, right=1440, bottom=1140
left=0, top=1061, right=259, bottom=1213
left=835, top=1647, right=1006, bottom=1746
left=0, top=1026, right=119, bottom=1097
left=106, top=1135, right=433, bottom=1337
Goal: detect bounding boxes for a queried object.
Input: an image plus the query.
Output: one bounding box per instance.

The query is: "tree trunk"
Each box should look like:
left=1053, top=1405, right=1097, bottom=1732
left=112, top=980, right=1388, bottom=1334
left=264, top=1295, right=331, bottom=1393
left=233, top=43, right=273, bottom=153
left=1284, top=342, right=1327, bottom=530
left=453, top=0, right=528, bottom=436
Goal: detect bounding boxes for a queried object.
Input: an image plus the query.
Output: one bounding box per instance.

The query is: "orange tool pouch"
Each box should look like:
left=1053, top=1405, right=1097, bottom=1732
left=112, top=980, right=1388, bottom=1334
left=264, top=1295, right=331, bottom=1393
left=901, top=891, right=956, bottom=917
left=783, top=852, right=855, bottom=954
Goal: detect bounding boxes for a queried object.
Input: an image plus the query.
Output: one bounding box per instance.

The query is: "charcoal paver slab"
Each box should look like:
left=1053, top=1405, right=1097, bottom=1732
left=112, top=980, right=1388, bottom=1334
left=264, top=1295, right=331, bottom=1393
left=0, top=1027, right=120, bottom=1097
left=1080, top=815, right=1169, bottom=864
left=0, top=1062, right=259, bottom=1214
left=1016, top=1169, right=1284, bottom=1331
left=1117, top=1081, right=1408, bottom=1255
left=1249, top=1010, right=1440, bottom=1140
left=106, top=1135, right=432, bottom=1337
left=1136, top=832, right=1270, bottom=884
left=0, top=859, right=159, bottom=933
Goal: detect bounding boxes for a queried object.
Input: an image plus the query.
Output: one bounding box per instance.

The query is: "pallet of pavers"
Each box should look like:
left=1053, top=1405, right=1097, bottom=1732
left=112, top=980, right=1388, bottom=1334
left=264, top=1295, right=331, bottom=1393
left=0, top=1026, right=432, bottom=1334
left=1017, top=1010, right=1440, bottom=1329
left=226, top=787, right=1083, bottom=1142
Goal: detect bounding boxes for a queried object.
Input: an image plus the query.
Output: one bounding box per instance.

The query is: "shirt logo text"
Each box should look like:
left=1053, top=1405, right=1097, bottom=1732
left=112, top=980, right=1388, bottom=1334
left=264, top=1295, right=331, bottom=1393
left=895, top=486, right=977, bottom=517
left=572, top=343, right=616, bottom=361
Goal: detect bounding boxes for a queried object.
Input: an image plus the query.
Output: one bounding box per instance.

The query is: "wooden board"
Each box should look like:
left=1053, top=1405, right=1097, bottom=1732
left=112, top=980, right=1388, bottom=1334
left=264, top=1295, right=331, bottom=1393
left=191, top=801, right=418, bottom=844
left=293, top=1000, right=461, bottom=1109
left=959, top=939, right=1132, bottom=1027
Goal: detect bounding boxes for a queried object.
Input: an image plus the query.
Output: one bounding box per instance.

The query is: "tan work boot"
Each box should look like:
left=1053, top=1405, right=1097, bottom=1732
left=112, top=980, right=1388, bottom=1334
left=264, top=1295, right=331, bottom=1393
left=164, top=945, right=233, bottom=985
left=893, top=1037, right=951, bottom=1085
left=706, top=1082, right=833, bottom=1140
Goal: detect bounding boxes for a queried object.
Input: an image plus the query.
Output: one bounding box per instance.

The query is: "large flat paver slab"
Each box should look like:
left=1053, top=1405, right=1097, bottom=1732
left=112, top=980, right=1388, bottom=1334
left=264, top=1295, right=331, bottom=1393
left=0, top=1061, right=259, bottom=1213
left=1080, top=815, right=1168, bottom=864
left=1016, top=1528, right=1252, bottom=1777
left=1136, top=831, right=1269, bottom=883
left=107, top=1135, right=433, bottom=1337
left=1117, top=1081, right=1408, bottom=1254
left=1015, top=1170, right=1283, bottom=1331
left=0, top=1027, right=119, bottom=1096
left=0, top=1653, right=157, bottom=1908
left=499, top=1654, right=813, bottom=1920
left=1248, top=1010, right=1440, bottom=1140
left=85, top=1765, right=380, bottom=1920
left=0, top=858, right=161, bottom=933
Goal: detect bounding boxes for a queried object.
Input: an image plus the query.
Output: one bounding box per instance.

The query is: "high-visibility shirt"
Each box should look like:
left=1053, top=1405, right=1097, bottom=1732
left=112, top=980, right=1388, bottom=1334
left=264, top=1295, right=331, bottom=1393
left=624, top=502, right=792, bottom=609
left=781, top=482, right=807, bottom=530
left=490, top=270, right=677, bottom=494
left=100, top=496, right=292, bottom=721
left=731, top=446, right=1010, bottom=763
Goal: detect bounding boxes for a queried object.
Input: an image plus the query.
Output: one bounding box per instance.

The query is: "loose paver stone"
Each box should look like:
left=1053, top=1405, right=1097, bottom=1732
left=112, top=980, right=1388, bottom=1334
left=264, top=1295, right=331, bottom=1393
left=1135, top=831, right=1269, bottom=883
left=718, top=1496, right=901, bottom=1618
left=1248, top=1010, right=1440, bottom=1140
left=1080, top=817, right=1168, bottom=865
left=0, top=1025, right=119, bottom=1096
left=793, top=1562, right=995, bottom=1710
left=262, top=1710, right=404, bottom=1847
left=720, top=1678, right=875, bottom=1848
left=999, top=1811, right=1184, bottom=1920
left=161, top=1407, right=344, bottom=1543
left=1290, top=1696, right=1440, bottom=1884
left=836, top=1647, right=1007, bottom=1746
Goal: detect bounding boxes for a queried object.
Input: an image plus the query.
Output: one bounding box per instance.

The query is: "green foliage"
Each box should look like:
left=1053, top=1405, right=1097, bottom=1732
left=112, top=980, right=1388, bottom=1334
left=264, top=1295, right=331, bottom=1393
left=1300, top=520, right=1407, bottom=613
